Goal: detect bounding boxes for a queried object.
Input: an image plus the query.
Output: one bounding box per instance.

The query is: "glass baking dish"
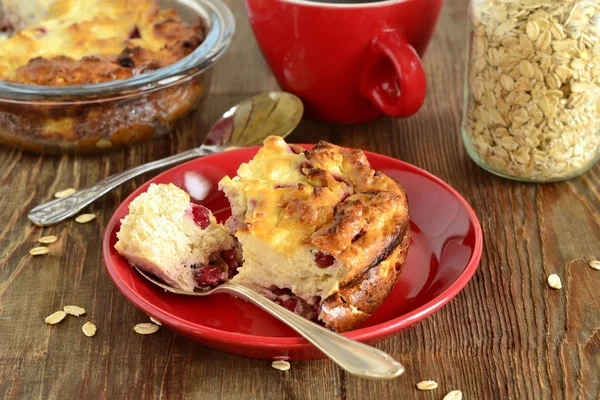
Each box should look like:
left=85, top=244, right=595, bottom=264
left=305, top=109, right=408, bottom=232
left=0, top=0, right=234, bottom=154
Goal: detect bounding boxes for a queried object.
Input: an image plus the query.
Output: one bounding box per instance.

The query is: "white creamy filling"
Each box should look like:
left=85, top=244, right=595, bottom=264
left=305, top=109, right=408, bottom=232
left=231, top=233, right=345, bottom=301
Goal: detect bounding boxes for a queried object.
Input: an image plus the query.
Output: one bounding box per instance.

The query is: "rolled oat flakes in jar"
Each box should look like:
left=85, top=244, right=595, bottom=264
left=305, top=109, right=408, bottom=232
left=462, top=0, right=600, bottom=181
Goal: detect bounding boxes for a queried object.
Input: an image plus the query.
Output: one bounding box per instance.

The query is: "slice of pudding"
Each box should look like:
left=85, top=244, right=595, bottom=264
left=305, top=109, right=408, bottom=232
left=219, top=136, right=410, bottom=332
left=115, top=183, right=236, bottom=291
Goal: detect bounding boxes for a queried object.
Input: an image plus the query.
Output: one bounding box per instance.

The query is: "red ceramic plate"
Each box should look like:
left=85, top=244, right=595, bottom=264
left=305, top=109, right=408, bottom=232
left=103, top=146, right=483, bottom=360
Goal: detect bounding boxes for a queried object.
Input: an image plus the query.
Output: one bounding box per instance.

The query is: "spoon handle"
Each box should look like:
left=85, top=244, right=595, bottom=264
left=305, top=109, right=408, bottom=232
left=28, top=147, right=210, bottom=227
left=219, top=283, right=405, bottom=380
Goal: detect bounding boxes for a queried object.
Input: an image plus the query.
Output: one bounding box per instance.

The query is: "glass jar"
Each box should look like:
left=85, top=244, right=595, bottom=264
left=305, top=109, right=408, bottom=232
left=462, top=0, right=600, bottom=182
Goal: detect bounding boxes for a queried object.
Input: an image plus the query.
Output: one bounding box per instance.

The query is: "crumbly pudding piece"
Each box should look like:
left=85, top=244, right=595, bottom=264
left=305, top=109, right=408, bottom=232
left=219, top=136, right=410, bottom=332
left=115, top=183, right=236, bottom=292
left=0, top=0, right=205, bottom=84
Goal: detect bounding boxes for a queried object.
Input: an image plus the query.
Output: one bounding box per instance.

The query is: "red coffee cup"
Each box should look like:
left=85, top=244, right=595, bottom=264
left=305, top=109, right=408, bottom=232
left=245, top=0, right=444, bottom=124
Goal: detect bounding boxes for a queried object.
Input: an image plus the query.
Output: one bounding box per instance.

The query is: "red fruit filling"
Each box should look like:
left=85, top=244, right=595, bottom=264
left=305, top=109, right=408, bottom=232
left=269, top=287, right=320, bottom=320
left=193, top=246, right=242, bottom=288
left=352, top=229, right=366, bottom=242
left=128, top=26, right=141, bottom=39
left=221, top=248, right=242, bottom=278
left=314, top=252, right=335, bottom=267
left=117, top=54, right=134, bottom=68
left=190, top=204, right=211, bottom=229
left=194, top=265, right=227, bottom=287
left=276, top=296, right=300, bottom=312
left=269, top=286, right=293, bottom=297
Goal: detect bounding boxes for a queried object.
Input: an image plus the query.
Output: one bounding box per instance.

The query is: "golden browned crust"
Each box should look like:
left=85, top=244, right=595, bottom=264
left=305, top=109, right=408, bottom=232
left=319, top=229, right=410, bottom=332
left=303, top=142, right=410, bottom=331
left=11, top=21, right=203, bottom=85
left=303, top=141, right=410, bottom=287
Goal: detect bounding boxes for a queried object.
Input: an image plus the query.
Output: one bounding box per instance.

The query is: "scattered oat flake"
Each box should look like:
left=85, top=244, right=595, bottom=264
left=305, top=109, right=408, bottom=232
left=149, top=317, right=162, bottom=326
left=75, top=214, right=96, bottom=224
left=416, top=380, right=438, bottom=391
left=38, top=235, right=58, bottom=244
left=589, top=260, right=600, bottom=270
left=82, top=322, right=97, bottom=337
left=548, top=274, right=562, bottom=289
left=134, top=323, right=160, bottom=335
left=45, top=310, right=67, bottom=325
left=55, top=188, right=76, bottom=198
left=443, top=390, right=463, bottom=400
left=30, top=247, right=49, bottom=256
left=271, top=360, right=290, bottom=371
left=63, top=305, right=86, bottom=317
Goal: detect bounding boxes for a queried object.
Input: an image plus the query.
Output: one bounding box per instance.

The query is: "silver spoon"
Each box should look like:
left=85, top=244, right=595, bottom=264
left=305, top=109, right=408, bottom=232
left=134, top=267, right=405, bottom=380
left=28, top=92, right=303, bottom=227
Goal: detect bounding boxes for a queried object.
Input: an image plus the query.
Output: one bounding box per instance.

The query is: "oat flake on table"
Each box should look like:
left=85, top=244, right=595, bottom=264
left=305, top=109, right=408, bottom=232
left=271, top=360, right=290, bottom=371
left=134, top=323, right=160, bottom=334
left=82, top=322, right=97, bottom=337
left=548, top=274, right=562, bottom=289
left=45, top=310, right=67, bottom=325
left=589, top=260, right=600, bottom=270
left=75, top=213, right=96, bottom=224
left=416, top=380, right=438, bottom=390
left=63, top=305, right=86, bottom=316
left=443, top=390, right=463, bottom=400
left=30, top=247, right=49, bottom=256
left=38, top=235, right=58, bottom=244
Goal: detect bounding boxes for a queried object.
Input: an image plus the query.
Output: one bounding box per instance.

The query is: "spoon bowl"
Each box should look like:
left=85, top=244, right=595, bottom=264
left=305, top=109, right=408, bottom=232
left=204, top=91, right=304, bottom=148
left=28, top=91, right=303, bottom=227
left=134, top=266, right=405, bottom=380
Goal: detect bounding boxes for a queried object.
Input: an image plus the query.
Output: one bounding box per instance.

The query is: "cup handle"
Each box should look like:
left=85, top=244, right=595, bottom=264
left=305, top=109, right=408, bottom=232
left=359, top=30, right=427, bottom=118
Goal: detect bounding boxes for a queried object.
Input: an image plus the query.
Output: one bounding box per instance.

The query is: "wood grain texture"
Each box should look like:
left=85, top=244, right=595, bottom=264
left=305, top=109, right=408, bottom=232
left=1, top=0, right=599, bottom=399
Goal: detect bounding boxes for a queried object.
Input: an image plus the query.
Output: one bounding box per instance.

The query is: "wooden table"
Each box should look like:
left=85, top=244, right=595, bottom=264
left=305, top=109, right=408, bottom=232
left=1, top=1, right=599, bottom=398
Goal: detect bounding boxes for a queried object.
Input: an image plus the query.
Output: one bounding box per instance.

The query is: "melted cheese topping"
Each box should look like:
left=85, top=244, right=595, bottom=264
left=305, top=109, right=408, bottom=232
left=219, top=136, right=349, bottom=253
left=0, top=0, right=190, bottom=80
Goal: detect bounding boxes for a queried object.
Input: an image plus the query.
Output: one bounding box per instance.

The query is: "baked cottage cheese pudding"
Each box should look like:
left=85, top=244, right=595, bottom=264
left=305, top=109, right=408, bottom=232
left=115, top=183, right=237, bottom=292
left=0, top=0, right=209, bottom=153
left=115, top=137, right=410, bottom=332
left=219, top=137, right=410, bottom=332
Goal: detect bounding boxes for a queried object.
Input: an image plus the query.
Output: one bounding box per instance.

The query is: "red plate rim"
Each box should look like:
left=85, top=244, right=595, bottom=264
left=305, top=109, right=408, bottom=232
left=102, top=145, right=483, bottom=348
